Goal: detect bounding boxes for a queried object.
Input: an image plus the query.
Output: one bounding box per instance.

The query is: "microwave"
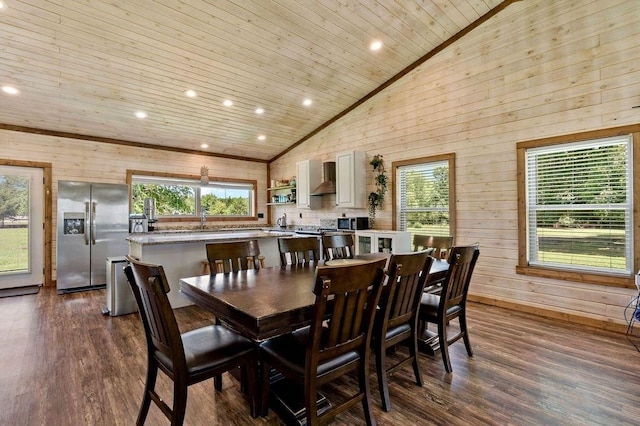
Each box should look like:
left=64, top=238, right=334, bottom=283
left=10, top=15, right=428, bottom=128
left=337, top=217, right=370, bottom=230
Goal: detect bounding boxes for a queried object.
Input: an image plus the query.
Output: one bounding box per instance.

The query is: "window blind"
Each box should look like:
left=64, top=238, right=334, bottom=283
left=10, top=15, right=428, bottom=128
left=397, top=160, right=449, bottom=236
left=525, top=135, right=632, bottom=274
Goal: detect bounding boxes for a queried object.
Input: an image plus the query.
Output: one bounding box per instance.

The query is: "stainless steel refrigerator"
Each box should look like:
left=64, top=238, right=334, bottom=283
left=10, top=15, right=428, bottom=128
left=57, top=181, right=129, bottom=293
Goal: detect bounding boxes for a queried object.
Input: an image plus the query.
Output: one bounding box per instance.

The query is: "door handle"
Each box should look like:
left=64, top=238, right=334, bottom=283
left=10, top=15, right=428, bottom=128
left=84, top=202, right=90, bottom=246
left=91, top=201, right=97, bottom=245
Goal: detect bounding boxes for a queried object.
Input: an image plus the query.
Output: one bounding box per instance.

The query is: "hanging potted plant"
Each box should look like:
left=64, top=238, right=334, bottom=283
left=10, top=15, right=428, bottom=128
left=368, top=154, right=387, bottom=228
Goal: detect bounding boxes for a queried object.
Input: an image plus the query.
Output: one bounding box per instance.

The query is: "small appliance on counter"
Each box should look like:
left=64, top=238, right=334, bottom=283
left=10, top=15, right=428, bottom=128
left=143, top=198, right=157, bottom=231
left=129, top=214, right=148, bottom=233
left=337, top=216, right=370, bottom=231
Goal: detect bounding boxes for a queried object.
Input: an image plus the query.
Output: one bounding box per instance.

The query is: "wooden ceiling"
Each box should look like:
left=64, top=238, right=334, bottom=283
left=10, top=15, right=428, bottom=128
left=0, top=0, right=509, bottom=162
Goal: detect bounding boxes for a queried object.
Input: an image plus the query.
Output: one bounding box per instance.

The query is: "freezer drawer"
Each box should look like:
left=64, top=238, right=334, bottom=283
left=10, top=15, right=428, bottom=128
left=105, top=257, right=137, bottom=316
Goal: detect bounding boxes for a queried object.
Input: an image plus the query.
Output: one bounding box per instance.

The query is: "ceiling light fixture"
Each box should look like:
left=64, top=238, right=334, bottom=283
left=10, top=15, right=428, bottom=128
left=185, top=89, right=197, bottom=98
left=257, top=134, right=266, bottom=141
left=223, top=99, right=233, bottom=107
left=1, top=85, right=19, bottom=95
left=200, top=166, right=209, bottom=185
left=302, top=98, right=312, bottom=107
left=370, top=40, right=383, bottom=51
left=200, top=143, right=209, bottom=149
left=255, top=107, right=265, bottom=115
left=134, top=111, right=147, bottom=119
left=0, top=1, right=6, bottom=10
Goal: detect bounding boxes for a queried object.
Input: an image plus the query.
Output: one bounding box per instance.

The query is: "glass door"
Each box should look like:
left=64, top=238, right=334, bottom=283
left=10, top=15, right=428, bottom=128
left=356, top=233, right=373, bottom=255
left=0, top=166, right=44, bottom=289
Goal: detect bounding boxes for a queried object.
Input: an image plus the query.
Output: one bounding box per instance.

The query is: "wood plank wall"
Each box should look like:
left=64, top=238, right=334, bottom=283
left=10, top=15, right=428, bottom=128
left=268, top=0, right=640, bottom=332
left=0, top=131, right=269, bottom=280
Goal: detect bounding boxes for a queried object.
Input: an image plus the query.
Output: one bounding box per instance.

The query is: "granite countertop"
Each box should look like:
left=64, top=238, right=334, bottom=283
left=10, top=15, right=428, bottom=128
left=126, top=228, right=299, bottom=246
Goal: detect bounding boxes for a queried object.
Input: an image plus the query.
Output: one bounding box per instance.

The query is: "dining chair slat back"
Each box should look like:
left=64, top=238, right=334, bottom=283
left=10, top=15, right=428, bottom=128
left=277, top=236, right=320, bottom=266
left=412, top=235, right=453, bottom=259
left=206, top=240, right=265, bottom=273
left=322, top=233, right=355, bottom=261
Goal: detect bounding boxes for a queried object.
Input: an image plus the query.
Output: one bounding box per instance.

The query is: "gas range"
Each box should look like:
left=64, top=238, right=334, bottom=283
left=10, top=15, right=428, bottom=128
left=294, top=226, right=337, bottom=236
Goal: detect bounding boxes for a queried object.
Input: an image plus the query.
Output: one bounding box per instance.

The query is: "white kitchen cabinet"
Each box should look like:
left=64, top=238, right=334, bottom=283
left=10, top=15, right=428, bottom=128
left=355, top=230, right=411, bottom=255
left=296, top=159, right=321, bottom=209
left=335, top=150, right=366, bottom=208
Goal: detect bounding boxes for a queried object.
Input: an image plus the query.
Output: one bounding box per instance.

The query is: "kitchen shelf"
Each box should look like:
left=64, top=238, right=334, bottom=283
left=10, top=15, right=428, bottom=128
left=267, top=185, right=296, bottom=191
left=268, top=184, right=296, bottom=205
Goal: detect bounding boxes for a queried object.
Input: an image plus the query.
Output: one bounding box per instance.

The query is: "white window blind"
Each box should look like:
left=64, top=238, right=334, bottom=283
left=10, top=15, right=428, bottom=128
left=397, top=160, right=450, bottom=236
left=525, top=135, right=632, bottom=275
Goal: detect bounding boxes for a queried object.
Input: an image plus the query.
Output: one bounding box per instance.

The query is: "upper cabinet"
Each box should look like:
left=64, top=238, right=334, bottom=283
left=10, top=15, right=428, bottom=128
left=335, top=151, right=366, bottom=208
left=296, top=159, right=321, bottom=209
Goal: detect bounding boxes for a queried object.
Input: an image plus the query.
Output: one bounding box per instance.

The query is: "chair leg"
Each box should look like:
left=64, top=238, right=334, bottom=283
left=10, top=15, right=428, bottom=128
left=304, top=381, right=319, bottom=426
left=214, top=374, right=222, bottom=391
left=358, top=357, right=376, bottom=426
left=438, top=320, right=453, bottom=374
left=410, top=332, right=423, bottom=387
left=375, top=341, right=391, bottom=412
left=460, top=311, right=473, bottom=357
left=172, top=377, right=188, bottom=426
left=137, top=361, right=158, bottom=425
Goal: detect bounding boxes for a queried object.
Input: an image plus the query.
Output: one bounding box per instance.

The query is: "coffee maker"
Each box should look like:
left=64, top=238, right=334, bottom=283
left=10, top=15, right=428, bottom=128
left=143, top=198, right=157, bottom=231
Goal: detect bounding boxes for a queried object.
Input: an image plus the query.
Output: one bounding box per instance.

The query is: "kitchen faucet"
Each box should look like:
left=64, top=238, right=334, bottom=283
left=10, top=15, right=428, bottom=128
left=201, top=209, right=207, bottom=229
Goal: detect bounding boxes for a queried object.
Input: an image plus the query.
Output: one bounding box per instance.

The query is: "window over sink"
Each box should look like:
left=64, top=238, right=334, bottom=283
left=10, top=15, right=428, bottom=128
left=127, top=170, right=256, bottom=222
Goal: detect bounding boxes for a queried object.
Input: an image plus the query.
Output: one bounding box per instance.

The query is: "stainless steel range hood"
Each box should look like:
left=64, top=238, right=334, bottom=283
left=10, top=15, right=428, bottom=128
left=310, top=161, right=336, bottom=195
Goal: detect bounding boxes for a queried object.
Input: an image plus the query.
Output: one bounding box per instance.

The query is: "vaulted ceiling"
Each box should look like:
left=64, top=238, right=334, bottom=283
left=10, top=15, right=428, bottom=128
left=0, top=0, right=511, bottom=162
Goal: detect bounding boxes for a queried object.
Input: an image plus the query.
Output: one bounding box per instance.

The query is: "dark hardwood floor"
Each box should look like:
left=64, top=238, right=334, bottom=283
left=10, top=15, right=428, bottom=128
left=1, top=286, right=639, bottom=425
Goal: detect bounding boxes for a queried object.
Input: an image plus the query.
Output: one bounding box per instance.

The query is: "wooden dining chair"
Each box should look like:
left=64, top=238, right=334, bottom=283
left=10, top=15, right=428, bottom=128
left=418, top=245, right=480, bottom=373
left=277, top=236, right=320, bottom=266
left=123, top=256, right=258, bottom=425
left=322, top=233, right=355, bottom=261
left=205, top=239, right=265, bottom=274
left=412, top=235, right=453, bottom=293
left=373, top=251, right=434, bottom=412
left=412, top=235, right=453, bottom=260
left=259, top=257, right=387, bottom=425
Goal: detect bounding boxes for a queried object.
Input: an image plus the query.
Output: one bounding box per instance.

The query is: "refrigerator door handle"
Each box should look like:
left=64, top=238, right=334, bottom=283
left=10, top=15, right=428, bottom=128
left=84, top=201, right=90, bottom=246
left=91, top=201, right=97, bottom=245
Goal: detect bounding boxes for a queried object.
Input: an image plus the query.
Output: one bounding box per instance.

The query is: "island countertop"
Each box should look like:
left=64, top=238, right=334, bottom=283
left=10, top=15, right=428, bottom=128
left=126, top=229, right=295, bottom=246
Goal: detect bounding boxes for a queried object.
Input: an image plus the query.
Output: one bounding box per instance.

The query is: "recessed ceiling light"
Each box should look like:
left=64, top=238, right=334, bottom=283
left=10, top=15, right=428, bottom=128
left=134, top=111, right=147, bottom=119
left=185, top=89, right=197, bottom=98
left=200, top=143, right=209, bottom=149
left=257, top=135, right=266, bottom=141
left=255, top=107, right=265, bottom=115
left=370, top=40, right=383, bottom=51
left=0, top=2, right=6, bottom=10
left=302, top=98, right=312, bottom=107
left=223, top=99, right=233, bottom=107
left=1, top=85, right=19, bottom=95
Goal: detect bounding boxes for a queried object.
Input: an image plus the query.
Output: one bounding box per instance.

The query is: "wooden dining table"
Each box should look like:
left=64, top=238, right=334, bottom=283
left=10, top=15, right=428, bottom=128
left=179, top=255, right=449, bottom=421
left=179, top=256, right=450, bottom=342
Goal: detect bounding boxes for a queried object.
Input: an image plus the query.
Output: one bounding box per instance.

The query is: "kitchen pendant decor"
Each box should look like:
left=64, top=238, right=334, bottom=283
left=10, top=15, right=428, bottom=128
left=200, top=165, right=209, bottom=185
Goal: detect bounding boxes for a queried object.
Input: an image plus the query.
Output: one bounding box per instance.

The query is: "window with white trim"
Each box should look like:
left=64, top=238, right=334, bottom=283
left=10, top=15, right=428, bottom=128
left=525, top=135, right=632, bottom=275
left=131, top=174, right=255, bottom=219
left=395, top=155, right=453, bottom=238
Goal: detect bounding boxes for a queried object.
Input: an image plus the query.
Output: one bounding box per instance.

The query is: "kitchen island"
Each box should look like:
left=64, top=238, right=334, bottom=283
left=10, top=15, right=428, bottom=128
left=127, top=229, right=297, bottom=308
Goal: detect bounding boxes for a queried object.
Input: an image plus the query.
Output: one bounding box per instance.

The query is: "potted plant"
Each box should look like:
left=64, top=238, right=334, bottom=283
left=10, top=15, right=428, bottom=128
left=368, top=154, right=387, bottom=227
